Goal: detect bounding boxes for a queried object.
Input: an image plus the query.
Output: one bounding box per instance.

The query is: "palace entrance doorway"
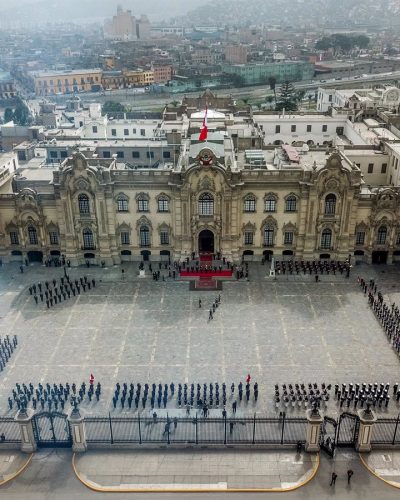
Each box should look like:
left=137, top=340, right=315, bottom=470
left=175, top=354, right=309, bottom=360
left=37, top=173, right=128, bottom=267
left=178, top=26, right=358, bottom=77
left=198, top=230, right=214, bottom=253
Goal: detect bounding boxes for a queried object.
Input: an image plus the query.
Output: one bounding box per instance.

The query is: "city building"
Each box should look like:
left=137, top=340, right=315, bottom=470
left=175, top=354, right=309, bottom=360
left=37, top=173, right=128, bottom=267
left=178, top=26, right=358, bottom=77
left=224, top=45, right=248, bottom=64
left=152, top=65, right=173, bottom=84
left=104, top=6, right=137, bottom=41
left=222, top=61, right=314, bottom=85
left=1, top=91, right=400, bottom=266
left=0, top=70, right=16, bottom=99
left=30, top=69, right=103, bottom=96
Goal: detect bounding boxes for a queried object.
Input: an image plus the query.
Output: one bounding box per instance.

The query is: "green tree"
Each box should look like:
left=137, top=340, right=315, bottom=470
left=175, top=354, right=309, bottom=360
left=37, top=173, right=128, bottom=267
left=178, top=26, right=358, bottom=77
left=275, top=81, right=298, bottom=112
left=13, top=101, right=31, bottom=125
left=4, top=108, right=14, bottom=123
left=102, top=101, right=126, bottom=114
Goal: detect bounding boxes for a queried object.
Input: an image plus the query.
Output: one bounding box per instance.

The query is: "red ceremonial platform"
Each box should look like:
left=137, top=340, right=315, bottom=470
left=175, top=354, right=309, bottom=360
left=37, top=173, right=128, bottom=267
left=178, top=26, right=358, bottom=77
left=179, top=252, right=233, bottom=290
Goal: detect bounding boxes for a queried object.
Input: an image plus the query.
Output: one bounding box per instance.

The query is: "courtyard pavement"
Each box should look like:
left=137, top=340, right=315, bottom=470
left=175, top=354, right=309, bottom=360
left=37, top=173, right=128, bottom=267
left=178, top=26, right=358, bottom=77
left=0, top=261, right=399, bottom=419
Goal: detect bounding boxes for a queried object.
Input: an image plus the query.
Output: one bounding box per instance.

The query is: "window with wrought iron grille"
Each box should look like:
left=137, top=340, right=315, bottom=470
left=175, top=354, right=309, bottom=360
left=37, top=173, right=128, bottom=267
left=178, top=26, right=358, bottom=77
left=244, top=231, right=254, bottom=245
left=10, top=231, right=19, bottom=245
left=160, top=230, right=169, bottom=245
left=264, top=198, right=276, bottom=212
left=49, top=231, right=59, bottom=245
left=244, top=197, right=256, bottom=212
left=140, top=227, right=150, bottom=246
left=285, top=196, right=297, bottom=212
left=78, top=194, right=90, bottom=214
left=324, top=194, right=336, bottom=215
left=137, top=198, right=149, bottom=212
left=83, top=228, right=94, bottom=249
left=356, top=231, right=365, bottom=245
left=320, top=229, right=332, bottom=249
left=117, top=197, right=128, bottom=212
left=198, top=193, right=214, bottom=216
left=28, top=226, right=38, bottom=245
left=284, top=231, right=293, bottom=245
left=264, top=228, right=274, bottom=246
left=120, top=231, right=130, bottom=245
left=377, top=226, right=387, bottom=245
left=158, top=197, right=169, bottom=212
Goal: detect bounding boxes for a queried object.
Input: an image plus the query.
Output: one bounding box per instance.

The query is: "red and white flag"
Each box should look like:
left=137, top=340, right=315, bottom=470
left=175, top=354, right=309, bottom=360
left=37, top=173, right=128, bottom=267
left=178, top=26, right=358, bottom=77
left=199, top=107, right=208, bottom=142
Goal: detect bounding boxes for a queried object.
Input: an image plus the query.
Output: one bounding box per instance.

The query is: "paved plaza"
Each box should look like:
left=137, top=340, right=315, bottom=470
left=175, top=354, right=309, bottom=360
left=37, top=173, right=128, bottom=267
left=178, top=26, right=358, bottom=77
left=0, top=262, right=400, bottom=417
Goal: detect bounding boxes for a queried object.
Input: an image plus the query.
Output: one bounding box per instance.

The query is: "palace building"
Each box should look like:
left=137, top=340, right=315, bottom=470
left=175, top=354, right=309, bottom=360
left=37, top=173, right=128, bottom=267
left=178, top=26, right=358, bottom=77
left=0, top=91, right=400, bottom=266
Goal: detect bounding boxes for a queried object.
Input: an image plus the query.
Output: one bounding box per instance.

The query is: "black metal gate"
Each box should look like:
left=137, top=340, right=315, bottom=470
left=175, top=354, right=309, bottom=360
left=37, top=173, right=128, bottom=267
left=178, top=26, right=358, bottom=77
left=32, top=412, right=72, bottom=448
left=336, top=412, right=360, bottom=448
left=320, top=416, right=337, bottom=457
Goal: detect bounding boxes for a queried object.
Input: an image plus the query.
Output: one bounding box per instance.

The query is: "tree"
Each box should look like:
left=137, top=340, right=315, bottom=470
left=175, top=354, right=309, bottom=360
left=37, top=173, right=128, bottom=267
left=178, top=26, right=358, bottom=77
left=4, top=108, right=14, bottom=123
left=265, top=95, right=274, bottom=108
left=102, top=101, right=126, bottom=114
left=275, top=81, right=298, bottom=112
left=12, top=100, right=31, bottom=126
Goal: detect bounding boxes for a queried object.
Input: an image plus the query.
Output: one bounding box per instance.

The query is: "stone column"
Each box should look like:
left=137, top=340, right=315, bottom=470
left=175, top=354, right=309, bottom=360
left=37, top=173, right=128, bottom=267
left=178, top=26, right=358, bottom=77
left=356, top=407, right=377, bottom=452
left=68, top=408, right=87, bottom=453
left=15, top=408, right=37, bottom=453
left=305, top=408, right=323, bottom=452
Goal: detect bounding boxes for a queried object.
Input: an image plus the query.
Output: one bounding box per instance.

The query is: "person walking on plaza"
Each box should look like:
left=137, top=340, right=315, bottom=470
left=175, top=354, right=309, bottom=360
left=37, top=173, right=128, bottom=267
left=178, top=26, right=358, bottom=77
left=246, top=373, right=251, bottom=384
left=199, top=298, right=202, bottom=308
left=330, top=472, right=337, bottom=486
left=347, top=469, right=353, bottom=484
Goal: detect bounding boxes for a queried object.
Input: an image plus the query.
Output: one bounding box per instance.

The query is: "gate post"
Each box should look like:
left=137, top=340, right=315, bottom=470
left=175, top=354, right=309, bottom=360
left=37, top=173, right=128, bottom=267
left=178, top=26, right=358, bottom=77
left=305, top=408, right=323, bottom=452
left=15, top=408, right=37, bottom=453
left=356, top=407, right=377, bottom=452
left=68, top=408, right=87, bottom=453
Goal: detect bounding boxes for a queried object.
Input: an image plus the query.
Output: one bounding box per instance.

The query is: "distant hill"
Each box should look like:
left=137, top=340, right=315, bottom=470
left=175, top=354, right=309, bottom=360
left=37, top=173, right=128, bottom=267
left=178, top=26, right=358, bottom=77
left=175, top=0, right=400, bottom=27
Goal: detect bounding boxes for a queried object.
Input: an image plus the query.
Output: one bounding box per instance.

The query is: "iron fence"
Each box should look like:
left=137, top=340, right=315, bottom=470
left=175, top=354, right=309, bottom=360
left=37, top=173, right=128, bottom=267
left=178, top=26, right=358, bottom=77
left=84, top=414, right=307, bottom=446
left=371, top=417, right=400, bottom=445
left=0, top=417, right=21, bottom=443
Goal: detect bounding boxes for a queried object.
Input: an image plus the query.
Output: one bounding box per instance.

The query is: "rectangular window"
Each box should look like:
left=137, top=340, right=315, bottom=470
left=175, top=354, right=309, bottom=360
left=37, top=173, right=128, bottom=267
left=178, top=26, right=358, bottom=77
left=92, top=126, right=98, bottom=133
left=10, top=231, right=19, bottom=245
left=264, top=229, right=274, bottom=246
left=132, top=128, right=137, bottom=134
left=397, top=233, right=400, bottom=245
left=328, top=94, right=332, bottom=102
left=381, top=163, right=387, bottom=174
left=356, top=231, right=365, bottom=245
left=322, top=125, right=327, bottom=132
left=368, top=163, right=374, bottom=173
left=146, top=151, right=154, bottom=159
left=60, top=151, right=68, bottom=158
left=285, top=197, right=297, bottom=212
left=291, top=125, right=296, bottom=132
left=244, top=231, right=254, bottom=245
left=244, top=199, right=256, bottom=212
left=160, top=230, right=169, bottom=245
left=117, top=199, right=128, bottom=212
left=163, top=151, right=171, bottom=159
left=124, top=129, right=129, bottom=136
left=49, top=151, right=58, bottom=158
left=103, top=151, right=111, bottom=158
left=140, top=129, right=146, bottom=136
left=284, top=231, right=293, bottom=245
left=49, top=231, right=59, bottom=245
left=265, top=199, right=276, bottom=212
left=307, top=125, right=312, bottom=132
left=120, top=231, right=130, bottom=245
left=275, top=125, right=280, bottom=133
left=132, top=151, right=140, bottom=158
left=116, top=151, right=124, bottom=159
left=111, top=129, right=116, bottom=136
left=138, top=199, right=149, bottom=212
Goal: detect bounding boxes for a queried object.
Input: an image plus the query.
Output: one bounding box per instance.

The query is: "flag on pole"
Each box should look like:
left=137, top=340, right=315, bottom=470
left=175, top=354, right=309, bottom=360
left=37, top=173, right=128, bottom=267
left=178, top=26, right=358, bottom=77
left=199, top=106, right=208, bottom=142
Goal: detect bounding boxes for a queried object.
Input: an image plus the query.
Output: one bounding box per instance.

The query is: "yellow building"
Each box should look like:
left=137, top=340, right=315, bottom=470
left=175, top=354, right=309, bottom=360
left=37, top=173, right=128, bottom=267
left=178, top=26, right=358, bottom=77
left=31, top=69, right=103, bottom=96
left=123, top=70, right=154, bottom=87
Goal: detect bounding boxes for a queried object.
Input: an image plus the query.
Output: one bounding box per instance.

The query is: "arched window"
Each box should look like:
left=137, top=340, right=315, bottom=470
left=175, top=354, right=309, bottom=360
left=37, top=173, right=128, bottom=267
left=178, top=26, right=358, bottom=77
left=377, top=226, right=387, bottom=245
left=117, top=195, right=128, bottom=212
left=157, top=195, right=169, bottom=213
left=285, top=195, right=297, bottom=212
left=321, top=228, right=332, bottom=249
left=82, top=228, right=94, bottom=249
left=140, top=226, right=150, bottom=247
left=198, top=192, right=214, bottom=216
left=137, top=194, right=149, bottom=212
left=265, top=195, right=277, bottom=212
left=28, top=226, right=38, bottom=245
left=244, top=194, right=256, bottom=213
left=78, top=194, right=90, bottom=214
left=264, top=226, right=274, bottom=247
left=325, top=194, right=336, bottom=215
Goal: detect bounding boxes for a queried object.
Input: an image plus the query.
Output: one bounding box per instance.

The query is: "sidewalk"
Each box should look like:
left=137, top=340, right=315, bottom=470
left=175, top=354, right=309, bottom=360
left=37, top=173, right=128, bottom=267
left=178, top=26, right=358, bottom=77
left=73, top=449, right=319, bottom=491
left=0, top=451, right=32, bottom=485
left=360, top=451, right=400, bottom=488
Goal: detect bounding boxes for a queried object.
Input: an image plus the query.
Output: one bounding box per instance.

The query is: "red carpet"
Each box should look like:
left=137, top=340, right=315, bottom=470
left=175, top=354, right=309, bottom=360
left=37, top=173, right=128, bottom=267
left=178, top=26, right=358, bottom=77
left=180, top=270, right=233, bottom=278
